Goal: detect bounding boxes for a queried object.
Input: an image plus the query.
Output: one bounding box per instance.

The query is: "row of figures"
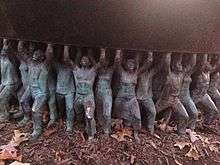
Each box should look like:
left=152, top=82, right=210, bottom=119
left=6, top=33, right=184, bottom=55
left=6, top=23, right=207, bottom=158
left=0, top=39, right=219, bottom=143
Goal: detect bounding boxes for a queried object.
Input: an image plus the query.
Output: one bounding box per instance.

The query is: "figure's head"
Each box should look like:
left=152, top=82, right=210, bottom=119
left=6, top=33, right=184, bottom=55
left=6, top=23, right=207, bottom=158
left=32, top=50, right=45, bottom=62
left=80, top=56, right=91, bottom=67
left=18, top=41, right=25, bottom=53
left=1, top=39, right=10, bottom=56
left=171, top=55, right=183, bottom=73
left=29, top=42, right=35, bottom=55
left=201, top=54, right=212, bottom=72
left=125, top=58, right=136, bottom=72
left=146, top=51, right=153, bottom=68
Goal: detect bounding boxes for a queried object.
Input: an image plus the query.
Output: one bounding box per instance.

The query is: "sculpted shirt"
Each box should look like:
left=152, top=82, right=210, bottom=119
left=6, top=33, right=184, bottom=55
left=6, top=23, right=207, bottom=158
left=1, top=56, right=19, bottom=86
left=136, top=70, right=154, bottom=100
left=56, top=63, right=75, bottom=95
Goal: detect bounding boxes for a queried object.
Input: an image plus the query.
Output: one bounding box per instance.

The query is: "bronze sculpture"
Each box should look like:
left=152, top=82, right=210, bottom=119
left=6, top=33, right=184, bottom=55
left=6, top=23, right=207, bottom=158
left=191, top=54, right=219, bottom=125
left=72, top=48, right=105, bottom=140
left=95, top=48, right=114, bottom=135
left=55, top=45, right=75, bottom=132
left=0, top=39, right=20, bottom=122
left=20, top=49, right=49, bottom=139
left=155, top=53, right=189, bottom=135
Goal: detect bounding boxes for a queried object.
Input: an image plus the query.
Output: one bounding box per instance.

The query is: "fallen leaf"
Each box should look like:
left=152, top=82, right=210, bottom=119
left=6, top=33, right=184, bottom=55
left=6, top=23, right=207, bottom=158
left=0, top=124, right=6, bottom=130
left=42, top=110, right=49, bottom=123
left=209, top=144, right=219, bottom=153
left=174, top=142, right=191, bottom=150
left=55, top=150, right=65, bottom=162
left=9, top=161, right=30, bottom=165
left=185, top=145, right=200, bottom=160
left=146, top=140, right=157, bottom=149
left=158, top=123, right=167, bottom=131
left=0, top=144, right=22, bottom=162
left=111, top=128, right=132, bottom=142
left=9, top=130, right=29, bottom=147
left=130, top=155, right=135, bottom=164
left=0, top=160, right=5, bottom=165
left=174, top=158, right=183, bottom=165
left=43, top=128, right=57, bottom=138
left=111, top=119, right=123, bottom=131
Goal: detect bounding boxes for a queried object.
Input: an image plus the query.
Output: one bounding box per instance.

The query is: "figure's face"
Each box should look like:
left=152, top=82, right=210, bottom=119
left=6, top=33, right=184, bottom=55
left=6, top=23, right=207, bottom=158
left=147, top=53, right=153, bottom=68
left=32, top=50, right=44, bottom=62
left=80, top=56, right=90, bottom=67
left=201, top=54, right=211, bottom=72
left=103, top=59, right=110, bottom=67
left=173, top=60, right=183, bottom=73
left=1, top=46, right=9, bottom=57
left=125, top=59, right=136, bottom=72
left=18, top=42, right=24, bottom=53
left=29, top=44, right=35, bottom=55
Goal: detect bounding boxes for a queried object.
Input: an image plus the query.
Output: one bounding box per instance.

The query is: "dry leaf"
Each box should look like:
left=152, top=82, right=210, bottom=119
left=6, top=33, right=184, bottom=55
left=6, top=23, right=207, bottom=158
left=174, top=158, right=183, bottom=165
left=130, top=155, right=135, bottom=164
left=43, top=128, right=57, bottom=138
left=185, top=145, right=200, bottom=160
left=158, top=123, right=167, bottom=131
left=0, top=144, right=22, bottom=162
left=0, top=124, right=6, bottom=130
left=111, top=128, right=132, bottom=142
left=174, top=142, right=191, bottom=150
left=9, top=130, right=29, bottom=147
left=9, top=161, right=30, bottom=165
left=146, top=140, right=157, bottom=149
left=209, top=143, right=219, bottom=153
left=0, top=160, right=5, bottom=165
left=111, top=119, right=123, bottom=131
left=55, top=150, right=65, bottom=162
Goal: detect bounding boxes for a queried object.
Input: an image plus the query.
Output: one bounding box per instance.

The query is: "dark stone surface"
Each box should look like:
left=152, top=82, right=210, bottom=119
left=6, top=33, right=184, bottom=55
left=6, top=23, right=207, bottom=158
left=0, top=0, right=219, bottom=52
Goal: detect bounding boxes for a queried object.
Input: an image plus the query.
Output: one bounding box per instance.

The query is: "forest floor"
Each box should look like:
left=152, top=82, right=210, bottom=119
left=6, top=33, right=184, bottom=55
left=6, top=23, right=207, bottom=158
left=0, top=116, right=220, bottom=165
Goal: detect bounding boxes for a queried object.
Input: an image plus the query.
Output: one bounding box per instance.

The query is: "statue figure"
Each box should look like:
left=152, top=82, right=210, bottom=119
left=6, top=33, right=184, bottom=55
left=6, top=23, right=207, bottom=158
left=113, top=50, right=147, bottom=142
left=55, top=45, right=75, bottom=132
left=191, top=54, right=219, bottom=125
left=95, top=48, right=114, bottom=135
left=136, top=51, right=161, bottom=135
left=72, top=47, right=105, bottom=140
left=179, top=54, right=198, bottom=132
left=45, top=44, right=58, bottom=127
left=18, top=41, right=35, bottom=127
left=155, top=53, right=189, bottom=135
left=17, top=41, right=32, bottom=126
left=0, top=39, right=19, bottom=122
left=208, top=54, right=220, bottom=109
left=20, top=49, right=49, bottom=139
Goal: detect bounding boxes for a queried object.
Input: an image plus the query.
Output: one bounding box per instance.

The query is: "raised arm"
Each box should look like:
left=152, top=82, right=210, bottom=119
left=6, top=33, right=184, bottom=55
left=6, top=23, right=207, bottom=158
left=138, top=51, right=153, bottom=74
left=92, top=48, right=106, bottom=70
left=163, top=52, right=172, bottom=75
left=113, top=49, right=123, bottom=69
left=63, top=45, right=76, bottom=69
left=45, top=43, right=53, bottom=64
left=75, top=47, right=82, bottom=66
left=183, top=53, right=197, bottom=75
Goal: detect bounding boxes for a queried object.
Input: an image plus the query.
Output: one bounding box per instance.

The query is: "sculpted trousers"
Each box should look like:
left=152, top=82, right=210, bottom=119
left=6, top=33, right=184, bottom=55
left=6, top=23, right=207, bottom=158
left=138, top=98, right=156, bottom=134
left=74, top=94, right=96, bottom=137
left=96, top=93, right=112, bottom=134
left=0, top=84, right=18, bottom=120
left=21, top=89, right=47, bottom=132
left=195, top=94, right=219, bottom=124
left=156, top=98, right=189, bottom=135
left=48, top=90, right=57, bottom=122
left=180, top=96, right=198, bottom=130
left=209, top=89, right=220, bottom=109
left=114, top=97, right=141, bottom=133
left=56, top=93, right=74, bottom=127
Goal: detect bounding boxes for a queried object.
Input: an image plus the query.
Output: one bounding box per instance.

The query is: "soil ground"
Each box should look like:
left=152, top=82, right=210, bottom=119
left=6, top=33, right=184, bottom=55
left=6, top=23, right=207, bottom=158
left=0, top=114, right=220, bottom=165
